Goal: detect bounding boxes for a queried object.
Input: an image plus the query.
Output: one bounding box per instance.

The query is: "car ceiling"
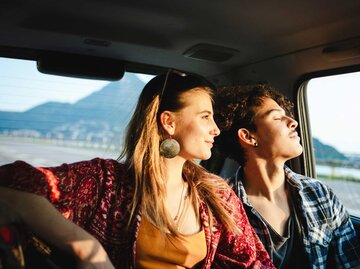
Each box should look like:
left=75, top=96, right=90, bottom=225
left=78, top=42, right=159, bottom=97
left=1, top=0, right=360, bottom=77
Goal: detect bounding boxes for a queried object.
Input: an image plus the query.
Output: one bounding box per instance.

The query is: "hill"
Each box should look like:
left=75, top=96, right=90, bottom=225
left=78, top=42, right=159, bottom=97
left=0, top=73, right=145, bottom=145
left=312, top=137, right=348, bottom=161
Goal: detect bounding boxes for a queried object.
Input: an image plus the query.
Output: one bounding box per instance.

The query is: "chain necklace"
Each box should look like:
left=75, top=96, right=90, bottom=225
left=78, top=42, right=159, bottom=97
left=173, top=181, right=188, bottom=222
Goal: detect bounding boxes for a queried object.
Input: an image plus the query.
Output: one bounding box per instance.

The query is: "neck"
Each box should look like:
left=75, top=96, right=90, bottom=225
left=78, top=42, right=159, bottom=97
left=163, top=156, right=187, bottom=189
left=242, top=158, right=286, bottom=200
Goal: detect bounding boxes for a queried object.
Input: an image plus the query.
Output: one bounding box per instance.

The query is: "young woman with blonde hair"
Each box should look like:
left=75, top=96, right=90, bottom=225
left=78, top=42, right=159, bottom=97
left=0, top=71, right=274, bottom=269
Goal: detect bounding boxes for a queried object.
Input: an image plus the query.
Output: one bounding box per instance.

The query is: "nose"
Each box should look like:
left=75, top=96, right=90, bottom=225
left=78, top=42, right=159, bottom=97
left=212, top=120, right=221, bottom=136
left=287, top=116, right=298, bottom=129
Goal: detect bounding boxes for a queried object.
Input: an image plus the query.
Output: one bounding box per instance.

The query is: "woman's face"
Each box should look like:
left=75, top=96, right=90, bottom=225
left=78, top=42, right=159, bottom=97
left=251, top=97, right=303, bottom=161
left=173, top=90, right=220, bottom=160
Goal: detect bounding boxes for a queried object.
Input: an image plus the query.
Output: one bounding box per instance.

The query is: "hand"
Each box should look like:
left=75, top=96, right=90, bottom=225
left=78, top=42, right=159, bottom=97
left=0, top=188, right=115, bottom=269
left=77, top=258, right=115, bottom=269
left=73, top=239, right=115, bottom=269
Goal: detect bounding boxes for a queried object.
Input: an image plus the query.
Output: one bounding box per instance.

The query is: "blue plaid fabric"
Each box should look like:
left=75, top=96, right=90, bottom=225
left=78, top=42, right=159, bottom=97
left=229, top=165, right=360, bottom=269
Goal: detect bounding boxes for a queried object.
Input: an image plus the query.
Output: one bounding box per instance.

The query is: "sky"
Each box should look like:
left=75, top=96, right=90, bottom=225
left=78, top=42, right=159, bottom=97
left=0, top=58, right=154, bottom=112
left=0, top=57, right=359, bottom=154
left=307, top=72, right=360, bottom=154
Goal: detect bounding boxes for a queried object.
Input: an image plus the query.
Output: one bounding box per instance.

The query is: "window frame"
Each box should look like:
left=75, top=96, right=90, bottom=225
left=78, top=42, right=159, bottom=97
left=296, top=64, right=360, bottom=222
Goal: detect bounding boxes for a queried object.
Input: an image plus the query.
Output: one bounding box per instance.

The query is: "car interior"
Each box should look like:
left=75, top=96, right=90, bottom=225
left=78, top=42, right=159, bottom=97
left=1, top=0, right=360, bottom=267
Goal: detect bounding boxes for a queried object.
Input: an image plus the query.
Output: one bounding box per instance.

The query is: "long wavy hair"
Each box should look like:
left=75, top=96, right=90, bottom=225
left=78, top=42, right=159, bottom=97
left=119, top=71, right=240, bottom=235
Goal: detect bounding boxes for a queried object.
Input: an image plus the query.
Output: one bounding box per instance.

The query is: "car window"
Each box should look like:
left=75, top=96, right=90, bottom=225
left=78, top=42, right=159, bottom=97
left=306, top=71, right=360, bottom=217
left=0, top=57, right=154, bottom=167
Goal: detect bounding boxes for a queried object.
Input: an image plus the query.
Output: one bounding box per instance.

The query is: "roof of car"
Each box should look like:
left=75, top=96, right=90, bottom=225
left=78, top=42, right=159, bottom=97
left=1, top=1, right=360, bottom=76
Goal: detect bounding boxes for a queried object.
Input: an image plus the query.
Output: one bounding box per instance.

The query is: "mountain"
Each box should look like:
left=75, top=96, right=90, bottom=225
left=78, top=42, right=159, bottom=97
left=0, top=73, right=146, bottom=142
left=312, top=137, right=348, bottom=161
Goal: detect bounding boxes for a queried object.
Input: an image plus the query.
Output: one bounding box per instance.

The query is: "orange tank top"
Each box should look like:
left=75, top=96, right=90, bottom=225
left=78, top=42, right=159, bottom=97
left=135, top=217, right=207, bottom=269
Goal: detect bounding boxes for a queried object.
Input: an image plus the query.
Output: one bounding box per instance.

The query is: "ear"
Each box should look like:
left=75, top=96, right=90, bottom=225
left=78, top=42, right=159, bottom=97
left=237, top=128, right=257, bottom=147
left=159, top=111, right=176, bottom=135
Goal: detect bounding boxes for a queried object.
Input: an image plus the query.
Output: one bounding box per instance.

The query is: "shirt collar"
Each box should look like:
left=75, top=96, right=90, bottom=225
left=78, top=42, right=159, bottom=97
left=284, top=165, right=303, bottom=191
left=234, top=166, right=252, bottom=206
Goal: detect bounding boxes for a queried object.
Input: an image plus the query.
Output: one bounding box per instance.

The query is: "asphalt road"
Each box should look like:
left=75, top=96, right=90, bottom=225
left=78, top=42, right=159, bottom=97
left=0, top=137, right=119, bottom=167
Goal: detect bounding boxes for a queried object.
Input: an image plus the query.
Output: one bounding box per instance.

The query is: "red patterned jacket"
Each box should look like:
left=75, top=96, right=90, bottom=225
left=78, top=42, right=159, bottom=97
left=0, top=158, right=275, bottom=269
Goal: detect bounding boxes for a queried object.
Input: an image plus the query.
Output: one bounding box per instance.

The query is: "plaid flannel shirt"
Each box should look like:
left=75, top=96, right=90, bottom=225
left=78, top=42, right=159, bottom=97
left=229, top=165, right=360, bottom=269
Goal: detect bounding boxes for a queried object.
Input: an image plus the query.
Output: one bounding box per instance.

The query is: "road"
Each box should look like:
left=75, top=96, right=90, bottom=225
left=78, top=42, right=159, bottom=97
left=322, top=179, right=360, bottom=216
left=0, top=137, right=119, bottom=167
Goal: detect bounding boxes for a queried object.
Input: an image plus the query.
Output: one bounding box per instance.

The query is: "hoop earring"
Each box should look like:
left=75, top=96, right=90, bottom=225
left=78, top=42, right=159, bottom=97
left=160, top=137, right=180, bottom=158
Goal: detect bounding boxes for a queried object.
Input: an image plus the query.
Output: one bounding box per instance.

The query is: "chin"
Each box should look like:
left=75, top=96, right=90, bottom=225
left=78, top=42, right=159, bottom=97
left=285, top=146, right=303, bottom=160
left=293, top=146, right=303, bottom=157
left=198, top=152, right=212, bottom=160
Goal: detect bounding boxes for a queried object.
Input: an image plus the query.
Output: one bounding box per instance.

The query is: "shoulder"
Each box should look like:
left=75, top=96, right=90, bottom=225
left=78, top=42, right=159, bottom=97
left=285, top=166, right=333, bottom=197
left=204, top=171, right=225, bottom=182
left=286, top=167, right=349, bottom=226
left=47, top=158, right=128, bottom=177
left=55, top=157, right=121, bottom=170
left=1, top=157, right=124, bottom=172
left=203, top=172, right=242, bottom=209
left=204, top=172, right=233, bottom=191
left=1, top=158, right=132, bottom=189
left=67, top=158, right=132, bottom=187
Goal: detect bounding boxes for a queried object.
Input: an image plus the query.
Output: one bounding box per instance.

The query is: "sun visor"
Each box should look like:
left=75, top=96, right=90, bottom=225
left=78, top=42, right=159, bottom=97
left=37, top=52, right=125, bottom=81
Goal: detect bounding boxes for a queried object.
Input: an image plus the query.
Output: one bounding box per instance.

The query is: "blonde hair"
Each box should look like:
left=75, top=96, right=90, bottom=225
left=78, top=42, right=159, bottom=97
left=120, top=73, right=240, bottom=235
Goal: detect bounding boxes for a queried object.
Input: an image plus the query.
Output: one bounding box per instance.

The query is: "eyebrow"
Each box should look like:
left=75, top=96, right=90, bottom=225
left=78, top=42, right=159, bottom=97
left=259, top=108, right=284, bottom=118
left=197, top=110, right=213, bottom=115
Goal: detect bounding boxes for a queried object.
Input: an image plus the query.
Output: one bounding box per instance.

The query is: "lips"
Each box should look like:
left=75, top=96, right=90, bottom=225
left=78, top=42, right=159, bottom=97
left=290, top=131, right=300, bottom=140
left=205, top=141, right=214, bottom=146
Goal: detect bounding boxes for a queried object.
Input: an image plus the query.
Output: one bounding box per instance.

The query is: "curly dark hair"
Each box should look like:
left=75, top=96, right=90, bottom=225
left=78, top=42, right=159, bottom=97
left=214, top=83, right=294, bottom=166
